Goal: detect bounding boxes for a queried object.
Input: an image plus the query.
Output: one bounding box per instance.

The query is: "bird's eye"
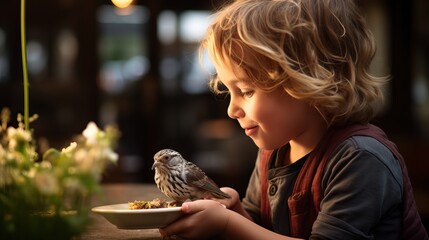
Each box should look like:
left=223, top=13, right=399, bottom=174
left=163, top=156, right=170, bottom=161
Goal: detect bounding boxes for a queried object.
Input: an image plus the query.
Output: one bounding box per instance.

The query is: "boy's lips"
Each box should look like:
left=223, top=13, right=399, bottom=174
left=244, top=126, right=258, bottom=136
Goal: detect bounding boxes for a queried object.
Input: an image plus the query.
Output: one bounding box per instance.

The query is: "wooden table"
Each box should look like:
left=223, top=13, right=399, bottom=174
left=75, top=183, right=168, bottom=240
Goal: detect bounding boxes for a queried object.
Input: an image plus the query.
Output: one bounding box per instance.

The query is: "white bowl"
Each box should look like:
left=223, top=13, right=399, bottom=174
left=92, top=203, right=183, bottom=229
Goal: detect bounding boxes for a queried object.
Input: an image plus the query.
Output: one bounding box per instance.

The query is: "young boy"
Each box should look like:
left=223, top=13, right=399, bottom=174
left=160, top=0, right=428, bottom=239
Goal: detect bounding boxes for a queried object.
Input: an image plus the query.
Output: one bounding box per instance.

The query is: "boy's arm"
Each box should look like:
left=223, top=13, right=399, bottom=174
left=221, top=209, right=302, bottom=240
left=160, top=200, right=302, bottom=240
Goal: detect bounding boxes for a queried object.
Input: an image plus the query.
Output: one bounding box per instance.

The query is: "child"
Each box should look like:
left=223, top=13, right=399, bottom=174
left=160, top=0, right=428, bottom=239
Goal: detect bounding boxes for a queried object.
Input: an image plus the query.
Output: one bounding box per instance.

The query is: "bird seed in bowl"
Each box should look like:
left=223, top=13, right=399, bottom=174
left=128, top=198, right=178, bottom=209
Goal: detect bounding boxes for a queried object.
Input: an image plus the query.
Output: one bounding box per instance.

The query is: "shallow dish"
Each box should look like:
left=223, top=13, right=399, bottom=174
left=92, top=203, right=182, bottom=229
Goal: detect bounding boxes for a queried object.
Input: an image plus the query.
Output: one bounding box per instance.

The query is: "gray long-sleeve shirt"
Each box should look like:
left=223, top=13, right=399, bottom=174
left=242, top=136, right=403, bottom=239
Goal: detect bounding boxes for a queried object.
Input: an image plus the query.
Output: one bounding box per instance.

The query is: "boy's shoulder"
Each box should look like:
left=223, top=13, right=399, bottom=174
left=328, top=135, right=403, bottom=179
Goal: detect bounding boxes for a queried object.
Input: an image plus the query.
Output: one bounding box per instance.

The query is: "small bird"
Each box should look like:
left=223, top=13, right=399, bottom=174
left=152, top=149, right=231, bottom=204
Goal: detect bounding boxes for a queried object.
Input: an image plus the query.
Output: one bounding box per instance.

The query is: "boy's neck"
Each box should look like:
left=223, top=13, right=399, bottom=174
left=288, top=118, right=327, bottom=164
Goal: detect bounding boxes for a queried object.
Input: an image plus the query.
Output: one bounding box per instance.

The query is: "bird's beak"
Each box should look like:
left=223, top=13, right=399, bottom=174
left=151, top=161, right=160, bottom=170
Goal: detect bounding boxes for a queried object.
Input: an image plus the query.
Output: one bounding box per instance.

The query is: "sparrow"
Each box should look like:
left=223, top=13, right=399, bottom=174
left=152, top=149, right=231, bottom=204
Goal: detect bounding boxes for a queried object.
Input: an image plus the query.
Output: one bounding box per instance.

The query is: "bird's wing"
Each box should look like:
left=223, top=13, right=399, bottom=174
left=184, top=162, right=230, bottom=199
left=184, top=162, right=216, bottom=187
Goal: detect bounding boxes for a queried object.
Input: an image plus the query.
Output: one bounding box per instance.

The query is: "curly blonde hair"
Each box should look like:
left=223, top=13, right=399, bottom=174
left=200, top=0, right=387, bottom=126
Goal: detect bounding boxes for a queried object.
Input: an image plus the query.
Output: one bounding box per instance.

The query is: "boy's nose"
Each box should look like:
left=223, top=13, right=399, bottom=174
left=227, top=99, right=244, bottom=119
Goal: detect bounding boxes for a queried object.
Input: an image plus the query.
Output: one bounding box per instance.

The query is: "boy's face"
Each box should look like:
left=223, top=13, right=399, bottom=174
left=215, top=62, right=322, bottom=150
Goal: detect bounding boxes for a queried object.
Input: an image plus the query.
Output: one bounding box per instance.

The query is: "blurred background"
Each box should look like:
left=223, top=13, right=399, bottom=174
left=0, top=0, right=428, bottom=230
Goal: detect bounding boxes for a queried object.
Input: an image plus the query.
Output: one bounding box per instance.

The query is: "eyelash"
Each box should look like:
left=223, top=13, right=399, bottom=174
left=214, top=78, right=254, bottom=98
left=239, top=90, right=254, bottom=98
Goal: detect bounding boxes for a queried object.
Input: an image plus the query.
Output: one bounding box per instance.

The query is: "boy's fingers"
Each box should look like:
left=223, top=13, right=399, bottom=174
left=181, top=200, right=224, bottom=214
left=181, top=200, right=204, bottom=214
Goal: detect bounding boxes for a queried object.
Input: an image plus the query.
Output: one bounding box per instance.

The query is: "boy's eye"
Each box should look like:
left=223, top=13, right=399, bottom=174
left=240, top=90, right=254, bottom=97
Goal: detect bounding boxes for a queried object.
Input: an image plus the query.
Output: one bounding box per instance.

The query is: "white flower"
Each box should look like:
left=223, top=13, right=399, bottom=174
left=74, top=148, right=95, bottom=173
left=39, top=161, right=52, bottom=169
left=27, top=167, right=37, bottom=178
left=82, top=122, right=99, bottom=146
left=34, top=171, right=59, bottom=195
left=104, top=148, right=119, bottom=163
left=1, top=117, right=118, bottom=213
left=63, top=177, right=83, bottom=192
left=62, top=142, right=77, bottom=155
left=6, top=126, right=32, bottom=150
left=6, top=151, right=25, bottom=165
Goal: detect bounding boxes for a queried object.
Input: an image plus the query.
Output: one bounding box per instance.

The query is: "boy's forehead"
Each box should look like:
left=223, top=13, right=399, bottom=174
left=214, top=60, right=246, bottom=81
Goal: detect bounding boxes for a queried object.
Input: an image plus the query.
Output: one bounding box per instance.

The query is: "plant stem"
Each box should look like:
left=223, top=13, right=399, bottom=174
left=21, top=0, right=29, bottom=130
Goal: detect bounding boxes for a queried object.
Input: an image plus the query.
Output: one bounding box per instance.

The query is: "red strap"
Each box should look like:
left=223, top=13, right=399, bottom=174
left=293, top=124, right=374, bottom=209
left=259, top=149, right=273, bottom=229
left=289, top=124, right=375, bottom=237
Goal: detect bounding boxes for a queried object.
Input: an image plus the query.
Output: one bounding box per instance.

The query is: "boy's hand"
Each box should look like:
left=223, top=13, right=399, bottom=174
left=216, top=187, right=253, bottom=221
left=160, top=199, right=231, bottom=240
